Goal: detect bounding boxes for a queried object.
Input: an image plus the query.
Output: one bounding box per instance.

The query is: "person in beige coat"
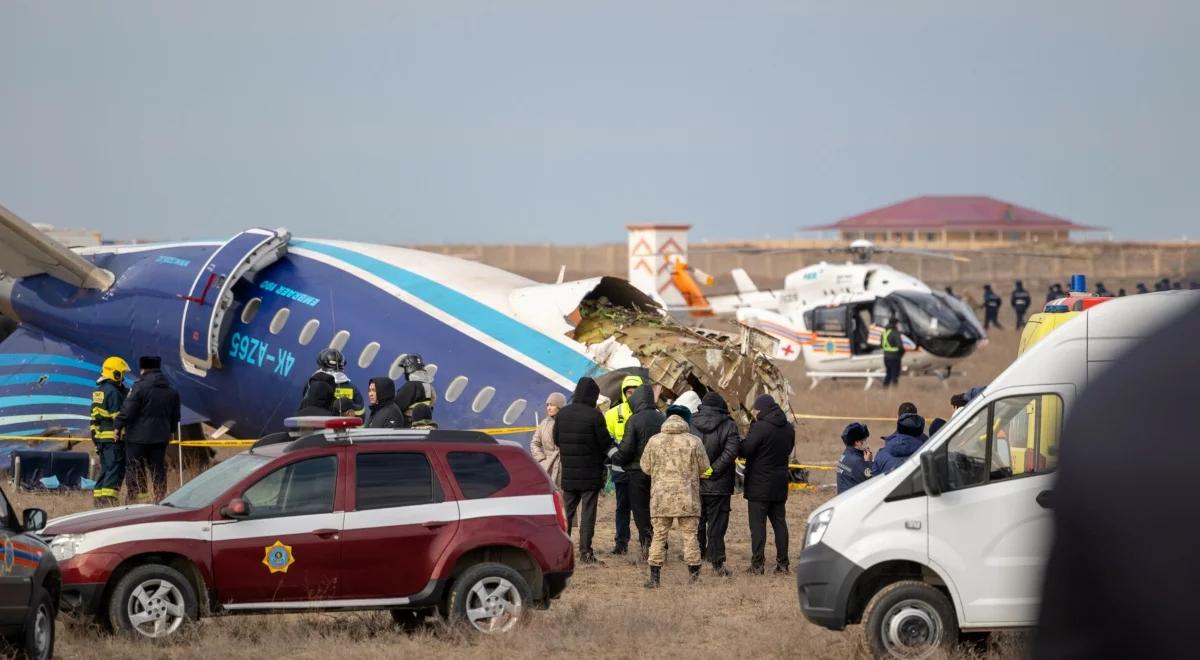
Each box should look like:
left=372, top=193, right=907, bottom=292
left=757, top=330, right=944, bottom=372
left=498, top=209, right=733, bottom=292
left=641, top=406, right=710, bottom=588
left=530, top=392, right=567, bottom=488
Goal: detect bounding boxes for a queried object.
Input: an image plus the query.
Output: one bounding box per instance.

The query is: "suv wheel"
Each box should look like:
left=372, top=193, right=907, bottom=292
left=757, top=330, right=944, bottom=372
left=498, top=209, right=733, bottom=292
left=13, top=586, right=55, bottom=660
left=862, top=580, right=958, bottom=659
left=108, top=564, right=198, bottom=639
left=447, top=562, right=531, bottom=634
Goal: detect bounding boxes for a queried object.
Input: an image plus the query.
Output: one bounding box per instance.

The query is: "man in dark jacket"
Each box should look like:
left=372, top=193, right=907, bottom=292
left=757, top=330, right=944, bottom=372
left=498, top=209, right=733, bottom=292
left=115, top=356, right=181, bottom=504
left=367, top=377, right=405, bottom=428
left=871, top=413, right=926, bottom=475
left=552, top=377, right=612, bottom=564
left=612, top=384, right=665, bottom=558
left=1011, top=280, right=1032, bottom=328
left=296, top=380, right=336, bottom=416
left=692, top=392, right=741, bottom=576
left=982, top=284, right=1003, bottom=329
left=740, top=394, right=795, bottom=574
left=836, top=422, right=873, bottom=494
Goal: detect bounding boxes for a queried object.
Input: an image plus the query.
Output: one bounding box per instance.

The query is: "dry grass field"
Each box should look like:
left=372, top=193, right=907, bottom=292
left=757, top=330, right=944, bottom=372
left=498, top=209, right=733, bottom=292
left=9, top=328, right=1025, bottom=659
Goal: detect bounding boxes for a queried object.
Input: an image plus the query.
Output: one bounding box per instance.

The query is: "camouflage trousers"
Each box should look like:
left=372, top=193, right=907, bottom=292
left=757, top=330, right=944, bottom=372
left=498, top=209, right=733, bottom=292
left=648, top=516, right=701, bottom=567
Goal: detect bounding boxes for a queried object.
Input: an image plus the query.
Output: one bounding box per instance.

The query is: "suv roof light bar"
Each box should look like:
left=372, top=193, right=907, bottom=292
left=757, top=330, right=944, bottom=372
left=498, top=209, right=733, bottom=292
left=283, top=416, right=364, bottom=430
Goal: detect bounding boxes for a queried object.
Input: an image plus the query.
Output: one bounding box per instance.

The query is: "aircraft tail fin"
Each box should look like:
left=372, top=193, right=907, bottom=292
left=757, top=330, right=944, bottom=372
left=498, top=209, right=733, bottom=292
left=0, top=203, right=114, bottom=290
left=731, top=268, right=758, bottom=295
left=0, top=326, right=110, bottom=464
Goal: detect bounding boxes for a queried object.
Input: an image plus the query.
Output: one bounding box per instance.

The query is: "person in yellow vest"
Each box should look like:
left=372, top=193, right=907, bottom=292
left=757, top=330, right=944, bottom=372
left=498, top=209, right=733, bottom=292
left=90, top=357, right=130, bottom=507
left=603, top=374, right=643, bottom=555
left=880, top=318, right=906, bottom=387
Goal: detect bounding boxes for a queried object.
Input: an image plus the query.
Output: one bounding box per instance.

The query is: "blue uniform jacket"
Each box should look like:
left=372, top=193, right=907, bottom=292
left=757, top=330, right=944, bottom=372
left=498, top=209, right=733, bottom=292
left=871, top=432, right=928, bottom=475
left=836, top=447, right=872, bottom=494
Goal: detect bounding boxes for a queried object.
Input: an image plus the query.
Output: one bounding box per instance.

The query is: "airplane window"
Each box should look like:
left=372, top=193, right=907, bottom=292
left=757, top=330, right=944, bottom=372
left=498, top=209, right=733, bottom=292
left=269, top=308, right=290, bottom=335
left=444, top=376, right=469, bottom=403
left=388, top=355, right=405, bottom=380
left=330, top=330, right=350, bottom=351
left=472, top=387, right=496, bottom=413
left=425, top=364, right=438, bottom=378
left=358, top=342, right=381, bottom=369
left=240, top=298, right=262, bottom=324
left=502, top=399, right=527, bottom=425
left=298, top=319, right=320, bottom=346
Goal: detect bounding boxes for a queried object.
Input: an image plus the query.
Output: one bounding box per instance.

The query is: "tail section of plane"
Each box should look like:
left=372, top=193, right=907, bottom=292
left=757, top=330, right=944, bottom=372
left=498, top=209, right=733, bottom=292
left=731, top=268, right=758, bottom=295
left=0, top=326, right=111, bottom=465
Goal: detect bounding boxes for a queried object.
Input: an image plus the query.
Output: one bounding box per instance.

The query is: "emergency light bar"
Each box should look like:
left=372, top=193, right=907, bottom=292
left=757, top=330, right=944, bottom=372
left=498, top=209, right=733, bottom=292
left=283, top=416, right=364, bottom=430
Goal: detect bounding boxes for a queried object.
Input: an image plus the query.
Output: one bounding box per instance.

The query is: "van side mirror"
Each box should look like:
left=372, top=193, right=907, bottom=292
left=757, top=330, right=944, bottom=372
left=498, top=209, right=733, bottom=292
left=220, top=497, right=250, bottom=520
left=920, top=452, right=943, bottom=497
left=22, top=508, right=47, bottom=532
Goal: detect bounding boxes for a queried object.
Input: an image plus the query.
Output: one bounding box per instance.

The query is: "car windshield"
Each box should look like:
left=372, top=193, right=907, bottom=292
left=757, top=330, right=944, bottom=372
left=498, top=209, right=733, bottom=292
left=160, top=453, right=272, bottom=509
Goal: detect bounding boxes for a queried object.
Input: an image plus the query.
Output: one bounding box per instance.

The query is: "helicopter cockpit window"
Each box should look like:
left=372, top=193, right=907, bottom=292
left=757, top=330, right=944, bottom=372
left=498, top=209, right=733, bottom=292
left=872, top=299, right=894, bottom=328
left=809, top=306, right=850, bottom=337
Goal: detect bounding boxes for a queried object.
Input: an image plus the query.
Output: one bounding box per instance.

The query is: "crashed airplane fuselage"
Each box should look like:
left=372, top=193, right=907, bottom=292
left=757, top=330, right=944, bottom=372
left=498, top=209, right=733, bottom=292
left=0, top=218, right=792, bottom=446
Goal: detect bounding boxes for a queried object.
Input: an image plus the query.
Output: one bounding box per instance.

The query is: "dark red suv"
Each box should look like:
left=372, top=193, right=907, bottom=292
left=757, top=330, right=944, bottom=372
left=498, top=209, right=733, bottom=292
left=42, top=419, right=573, bottom=638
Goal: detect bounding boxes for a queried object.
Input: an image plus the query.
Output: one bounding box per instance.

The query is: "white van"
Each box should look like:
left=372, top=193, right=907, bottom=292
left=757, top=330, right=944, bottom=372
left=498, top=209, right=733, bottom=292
left=796, top=291, right=1197, bottom=658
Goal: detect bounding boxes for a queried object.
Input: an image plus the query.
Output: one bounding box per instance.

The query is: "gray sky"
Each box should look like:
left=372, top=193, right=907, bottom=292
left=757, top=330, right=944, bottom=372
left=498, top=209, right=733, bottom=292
left=1, top=1, right=1196, bottom=243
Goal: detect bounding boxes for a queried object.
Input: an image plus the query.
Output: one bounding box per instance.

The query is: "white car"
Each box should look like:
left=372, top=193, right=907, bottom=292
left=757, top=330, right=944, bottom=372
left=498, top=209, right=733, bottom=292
left=796, top=291, right=1197, bottom=658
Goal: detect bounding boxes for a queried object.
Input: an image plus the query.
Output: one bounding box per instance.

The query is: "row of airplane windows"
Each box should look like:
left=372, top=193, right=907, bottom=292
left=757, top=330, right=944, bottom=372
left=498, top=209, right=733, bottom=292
left=240, top=297, right=529, bottom=425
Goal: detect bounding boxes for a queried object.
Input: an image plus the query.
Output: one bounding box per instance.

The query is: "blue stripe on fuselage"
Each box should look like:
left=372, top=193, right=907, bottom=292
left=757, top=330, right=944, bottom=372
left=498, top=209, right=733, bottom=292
left=291, top=241, right=599, bottom=384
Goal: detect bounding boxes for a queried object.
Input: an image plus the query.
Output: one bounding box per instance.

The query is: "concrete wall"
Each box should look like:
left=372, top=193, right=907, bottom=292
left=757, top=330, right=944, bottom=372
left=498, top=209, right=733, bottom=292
left=411, top=241, right=1200, bottom=296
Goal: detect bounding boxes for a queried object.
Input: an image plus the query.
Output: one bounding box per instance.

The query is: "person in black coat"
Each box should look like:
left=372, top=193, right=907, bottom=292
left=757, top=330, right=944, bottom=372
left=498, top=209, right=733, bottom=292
left=114, top=356, right=181, bottom=504
left=740, top=393, right=795, bottom=574
left=613, top=384, right=665, bottom=557
left=552, top=376, right=612, bottom=563
left=693, top=392, right=741, bottom=575
left=296, top=380, right=336, bottom=417
left=367, top=377, right=406, bottom=428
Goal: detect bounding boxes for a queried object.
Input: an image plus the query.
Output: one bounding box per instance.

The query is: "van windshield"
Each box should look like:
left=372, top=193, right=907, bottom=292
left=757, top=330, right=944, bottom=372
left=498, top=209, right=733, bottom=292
left=160, top=454, right=272, bottom=509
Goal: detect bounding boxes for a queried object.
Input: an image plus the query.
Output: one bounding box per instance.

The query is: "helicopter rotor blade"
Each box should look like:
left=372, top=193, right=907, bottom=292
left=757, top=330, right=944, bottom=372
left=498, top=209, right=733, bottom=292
left=874, top=246, right=971, bottom=262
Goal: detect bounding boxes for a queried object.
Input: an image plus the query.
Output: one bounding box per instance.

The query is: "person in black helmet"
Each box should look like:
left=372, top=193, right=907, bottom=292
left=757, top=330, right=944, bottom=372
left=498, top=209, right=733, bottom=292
left=1011, top=280, right=1032, bottom=328
left=836, top=422, right=872, bottom=494
left=1136, top=282, right=1149, bottom=294
left=303, top=349, right=364, bottom=418
left=392, top=354, right=436, bottom=427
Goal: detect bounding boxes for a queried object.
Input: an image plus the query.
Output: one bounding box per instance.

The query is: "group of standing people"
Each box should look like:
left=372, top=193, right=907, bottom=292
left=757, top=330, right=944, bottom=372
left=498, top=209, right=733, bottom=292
left=90, top=355, right=181, bottom=507
left=298, top=349, right=437, bottom=429
left=531, top=374, right=796, bottom=585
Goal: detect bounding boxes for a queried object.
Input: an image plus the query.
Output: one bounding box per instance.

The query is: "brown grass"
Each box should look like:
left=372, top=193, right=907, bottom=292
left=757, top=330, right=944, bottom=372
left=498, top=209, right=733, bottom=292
left=10, top=329, right=1025, bottom=659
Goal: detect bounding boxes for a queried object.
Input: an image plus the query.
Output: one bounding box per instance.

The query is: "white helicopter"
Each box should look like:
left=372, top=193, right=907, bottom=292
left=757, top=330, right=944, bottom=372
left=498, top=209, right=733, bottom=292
left=703, top=240, right=988, bottom=387
left=627, top=226, right=998, bottom=387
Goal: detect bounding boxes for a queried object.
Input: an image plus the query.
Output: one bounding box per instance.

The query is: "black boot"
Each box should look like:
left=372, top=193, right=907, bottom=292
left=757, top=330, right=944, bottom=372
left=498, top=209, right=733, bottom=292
left=609, top=543, right=628, bottom=556
left=688, top=565, right=702, bottom=583
left=644, top=565, right=661, bottom=589
left=775, top=560, right=791, bottom=574
left=712, top=561, right=732, bottom=577
left=746, top=563, right=765, bottom=575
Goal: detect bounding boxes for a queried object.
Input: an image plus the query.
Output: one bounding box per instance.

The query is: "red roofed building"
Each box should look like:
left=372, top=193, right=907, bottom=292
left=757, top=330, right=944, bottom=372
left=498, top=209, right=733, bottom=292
left=807, top=195, right=1105, bottom=246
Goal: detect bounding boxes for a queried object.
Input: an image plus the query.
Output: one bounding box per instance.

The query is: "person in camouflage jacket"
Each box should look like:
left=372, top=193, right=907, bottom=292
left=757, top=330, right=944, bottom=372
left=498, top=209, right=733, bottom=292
left=640, top=406, right=710, bottom=588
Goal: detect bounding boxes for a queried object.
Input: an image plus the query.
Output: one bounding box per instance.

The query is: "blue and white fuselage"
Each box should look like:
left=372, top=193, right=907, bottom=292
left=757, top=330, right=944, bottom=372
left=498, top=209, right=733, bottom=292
left=0, top=236, right=648, bottom=447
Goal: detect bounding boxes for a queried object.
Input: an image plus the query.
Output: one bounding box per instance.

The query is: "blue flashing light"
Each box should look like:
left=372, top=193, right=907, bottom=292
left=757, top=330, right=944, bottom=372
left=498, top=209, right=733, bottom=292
left=1070, top=274, right=1086, bottom=293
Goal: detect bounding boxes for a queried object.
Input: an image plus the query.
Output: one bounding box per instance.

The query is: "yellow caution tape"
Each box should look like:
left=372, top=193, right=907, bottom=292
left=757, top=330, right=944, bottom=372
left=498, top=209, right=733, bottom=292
left=795, top=413, right=898, bottom=422
left=0, top=426, right=539, bottom=446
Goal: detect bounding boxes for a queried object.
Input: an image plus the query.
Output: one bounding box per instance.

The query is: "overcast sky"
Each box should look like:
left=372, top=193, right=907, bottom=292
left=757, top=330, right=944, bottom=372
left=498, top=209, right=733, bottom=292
left=1, top=1, right=1196, bottom=243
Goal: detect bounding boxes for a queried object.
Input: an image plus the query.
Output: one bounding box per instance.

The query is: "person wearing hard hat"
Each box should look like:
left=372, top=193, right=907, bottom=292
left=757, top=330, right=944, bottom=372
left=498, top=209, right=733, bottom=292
left=604, top=374, right=644, bottom=555
left=91, top=356, right=130, bottom=507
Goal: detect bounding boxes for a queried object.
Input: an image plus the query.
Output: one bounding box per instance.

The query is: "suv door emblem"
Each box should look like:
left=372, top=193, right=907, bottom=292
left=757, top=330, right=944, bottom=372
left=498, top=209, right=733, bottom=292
left=263, top=540, right=296, bottom=574
left=905, top=521, right=922, bottom=530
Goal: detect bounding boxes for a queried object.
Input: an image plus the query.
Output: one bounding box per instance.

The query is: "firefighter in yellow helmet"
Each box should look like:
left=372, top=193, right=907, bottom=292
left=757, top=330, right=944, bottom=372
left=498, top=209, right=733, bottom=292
left=91, top=356, right=130, bottom=507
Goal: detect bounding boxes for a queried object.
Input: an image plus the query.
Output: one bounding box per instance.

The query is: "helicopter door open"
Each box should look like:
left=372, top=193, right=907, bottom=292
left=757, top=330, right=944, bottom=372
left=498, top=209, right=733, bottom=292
left=179, top=228, right=291, bottom=376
